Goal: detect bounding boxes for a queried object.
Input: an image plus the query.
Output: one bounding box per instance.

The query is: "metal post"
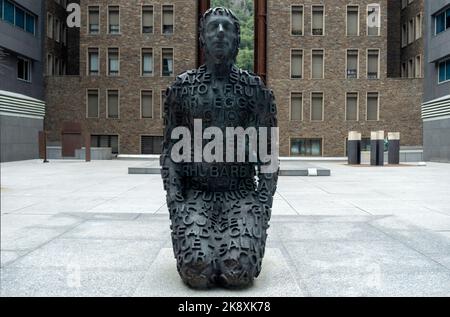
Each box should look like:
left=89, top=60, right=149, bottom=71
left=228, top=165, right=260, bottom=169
left=377, top=131, right=385, bottom=166
left=39, top=131, right=49, bottom=163
left=85, top=133, right=91, bottom=162
left=388, top=132, right=400, bottom=165
left=347, top=131, right=361, bottom=165
left=197, top=0, right=211, bottom=67
left=254, top=0, right=267, bottom=83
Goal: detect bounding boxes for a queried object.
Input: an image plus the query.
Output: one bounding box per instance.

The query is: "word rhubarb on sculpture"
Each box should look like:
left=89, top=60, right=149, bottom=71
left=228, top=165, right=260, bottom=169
left=160, top=7, right=279, bottom=289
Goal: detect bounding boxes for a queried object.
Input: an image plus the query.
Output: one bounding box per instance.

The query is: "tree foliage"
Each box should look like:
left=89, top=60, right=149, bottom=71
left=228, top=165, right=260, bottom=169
left=211, top=0, right=254, bottom=71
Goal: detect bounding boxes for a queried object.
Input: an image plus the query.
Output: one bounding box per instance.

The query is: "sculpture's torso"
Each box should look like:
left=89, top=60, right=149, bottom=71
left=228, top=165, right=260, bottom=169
left=167, top=65, right=274, bottom=192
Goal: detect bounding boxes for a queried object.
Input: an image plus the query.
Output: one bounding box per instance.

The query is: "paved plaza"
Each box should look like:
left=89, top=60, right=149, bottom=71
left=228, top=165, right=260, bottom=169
left=1, top=159, right=450, bottom=297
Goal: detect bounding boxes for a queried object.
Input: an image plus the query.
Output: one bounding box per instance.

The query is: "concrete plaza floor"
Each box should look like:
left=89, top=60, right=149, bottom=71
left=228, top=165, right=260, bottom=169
left=1, top=159, right=450, bottom=297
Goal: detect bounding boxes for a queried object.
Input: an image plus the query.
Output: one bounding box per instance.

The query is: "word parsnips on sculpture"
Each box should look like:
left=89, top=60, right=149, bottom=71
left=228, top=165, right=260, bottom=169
left=160, top=7, right=279, bottom=289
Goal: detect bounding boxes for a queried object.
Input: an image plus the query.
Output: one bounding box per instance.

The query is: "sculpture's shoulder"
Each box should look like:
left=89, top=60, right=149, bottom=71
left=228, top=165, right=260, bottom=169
left=235, top=67, right=271, bottom=91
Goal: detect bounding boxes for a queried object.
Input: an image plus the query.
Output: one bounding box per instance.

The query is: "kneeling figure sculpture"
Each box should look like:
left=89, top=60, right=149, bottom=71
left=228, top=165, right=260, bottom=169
left=160, top=7, right=279, bottom=289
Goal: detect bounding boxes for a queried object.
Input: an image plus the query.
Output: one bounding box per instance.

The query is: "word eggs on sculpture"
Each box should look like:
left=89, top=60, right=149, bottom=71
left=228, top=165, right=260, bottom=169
left=160, top=7, right=279, bottom=290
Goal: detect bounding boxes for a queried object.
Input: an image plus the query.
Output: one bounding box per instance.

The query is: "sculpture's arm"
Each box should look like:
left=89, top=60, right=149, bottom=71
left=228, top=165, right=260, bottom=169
left=256, top=88, right=279, bottom=208
left=160, top=85, right=184, bottom=203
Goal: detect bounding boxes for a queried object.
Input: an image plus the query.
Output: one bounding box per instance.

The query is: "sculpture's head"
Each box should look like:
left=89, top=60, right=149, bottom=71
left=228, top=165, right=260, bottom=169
left=199, top=7, right=241, bottom=65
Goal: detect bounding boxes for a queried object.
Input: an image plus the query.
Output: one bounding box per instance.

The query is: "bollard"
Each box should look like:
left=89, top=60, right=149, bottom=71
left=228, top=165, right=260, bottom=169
left=85, top=133, right=91, bottom=162
left=371, top=131, right=384, bottom=166
left=388, top=132, right=400, bottom=165
left=348, top=131, right=361, bottom=165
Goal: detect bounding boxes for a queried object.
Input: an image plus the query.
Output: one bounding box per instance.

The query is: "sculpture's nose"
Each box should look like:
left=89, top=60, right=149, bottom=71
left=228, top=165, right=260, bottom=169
left=217, top=23, right=225, bottom=38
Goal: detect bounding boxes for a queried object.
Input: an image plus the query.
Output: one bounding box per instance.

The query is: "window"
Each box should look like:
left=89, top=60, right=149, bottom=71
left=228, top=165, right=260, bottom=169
left=401, top=62, right=407, bottom=78
left=347, top=5, right=359, bottom=36
left=55, top=18, right=61, bottom=42
left=4, top=0, right=14, bottom=24
left=87, top=89, right=99, bottom=118
left=91, top=135, right=119, bottom=154
left=346, top=93, right=358, bottom=121
left=291, top=49, right=303, bottom=79
left=54, top=57, right=60, bottom=75
left=402, top=23, right=407, bottom=47
left=162, top=5, right=174, bottom=34
left=142, top=5, right=154, bottom=33
left=312, top=5, right=324, bottom=35
left=408, top=19, right=414, bottom=44
left=108, top=6, right=120, bottom=34
left=17, top=57, right=30, bottom=82
left=408, top=59, right=414, bottom=78
left=415, top=13, right=422, bottom=40
left=141, top=136, right=163, bottom=154
left=25, top=13, right=35, bottom=34
left=291, top=5, right=303, bottom=36
left=435, top=8, right=450, bottom=35
left=162, top=48, right=173, bottom=76
left=108, top=48, right=119, bottom=76
left=142, top=48, right=153, bottom=76
left=88, top=48, right=99, bottom=76
left=107, top=90, right=119, bottom=119
left=347, top=49, right=358, bottom=79
left=47, top=54, right=53, bottom=75
left=311, top=92, right=323, bottom=121
left=290, top=93, right=302, bottom=121
left=402, top=0, right=407, bottom=9
left=367, top=49, right=379, bottom=79
left=312, top=49, right=324, bottom=79
left=290, top=139, right=322, bottom=156
left=88, top=6, right=99, bottom=34
left=15, top=6, right=24, bottom=29
left=367, top=4, right=380, bottom=36
left=415, top=55, right=422, bottom=78
left=438, top=59, right=450, bottom=83
left=47, top=14, right=53, bottom=38
left=367, top=92, right=379, bottom=121
left=141, top=90, right=153, bottom=118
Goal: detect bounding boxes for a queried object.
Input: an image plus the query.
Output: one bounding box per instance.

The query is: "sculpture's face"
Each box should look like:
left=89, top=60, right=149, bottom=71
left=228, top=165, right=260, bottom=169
left=203, top=15, right=238, bottom=63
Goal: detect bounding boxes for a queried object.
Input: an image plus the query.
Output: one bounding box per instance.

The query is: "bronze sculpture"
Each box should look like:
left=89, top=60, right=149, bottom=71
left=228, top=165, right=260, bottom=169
left=160, top=7, right=278, bottom=289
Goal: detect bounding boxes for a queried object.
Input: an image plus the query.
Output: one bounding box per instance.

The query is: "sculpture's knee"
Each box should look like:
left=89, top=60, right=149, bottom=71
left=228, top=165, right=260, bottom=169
left=178, top=252, right=216, bottom=289
left=218, top=254, right=260, bottom=289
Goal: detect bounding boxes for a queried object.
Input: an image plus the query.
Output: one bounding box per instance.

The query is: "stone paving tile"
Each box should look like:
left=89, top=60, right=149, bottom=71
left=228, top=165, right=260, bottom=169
left=133, top=248, right=304, bottom=297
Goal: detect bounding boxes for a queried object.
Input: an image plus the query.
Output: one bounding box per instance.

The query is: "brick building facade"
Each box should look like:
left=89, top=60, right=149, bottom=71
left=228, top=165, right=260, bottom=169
left=45, top=0, right=424, bottom=157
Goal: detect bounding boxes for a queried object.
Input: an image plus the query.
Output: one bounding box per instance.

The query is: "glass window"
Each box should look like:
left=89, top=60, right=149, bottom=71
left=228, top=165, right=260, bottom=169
left=0, top=0, right=3, bottom=20
left=88, top=48, right=99, bottom=75
left=141, top=91, right=153, bottom=118
left=141, top=136, right=163, bottom=155
left=87, top=90, right=99, bottom=118
left=347, top=50, right=358, bottom=78
left=162, top=5, right=174, bottom=34
left=17, top=57, right=30, bottom=82
left=108, top=48, right=119, bottom=76
left=15, top=6, right=24, bottom=29
left=291, top=49, right=303, bottom=79
left=142, top=48, right=153, bottom=76
left=88, top=6, right=99, bottom=34
left=25, top=13, right=35, bottom=34
left=108, top=6, right=120, bottom=34
left=107, top=90, right=119, bottom=119
left=367, top=92, right=379, bottom=121
left=91, top=135, right=119, bottom=154
left=162, top=48, right=173, bottom=76
left=4, top=0, right=14, bottom=24
left=367, top=4, right=380, bottom=36
left=291, top=6, right=303, bottom=35
left=312, top=5, right=324, bottom=35
left=346, top=93, right=358, bottom=121
left=367, top=49, right=379, bottom=79
left=142, top=5, right=153, bottom=33
left=436, top=11, right=446, bottom=34
left=347, top=6, right=359, bottom=36
left=290, top=139, right=322, bottom=157
left=312, top=50, right=324, bottom=79
left=438, top=60, right=450, bottom=83
left=311, top=92, right=323, bottom=121
left=290, top=93, right=302, bottom=121
left=447, top=9, right=450, bottom=29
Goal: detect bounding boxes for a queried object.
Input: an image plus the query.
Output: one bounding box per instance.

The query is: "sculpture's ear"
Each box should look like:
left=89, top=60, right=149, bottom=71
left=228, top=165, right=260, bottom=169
left=199, top=32, right=205, bottom=48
